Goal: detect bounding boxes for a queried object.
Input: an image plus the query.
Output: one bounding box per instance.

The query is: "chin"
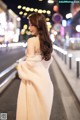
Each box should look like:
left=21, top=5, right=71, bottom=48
left=30, top=32, right=34, bottom=35
left=31, top=33, right=36, bottom=36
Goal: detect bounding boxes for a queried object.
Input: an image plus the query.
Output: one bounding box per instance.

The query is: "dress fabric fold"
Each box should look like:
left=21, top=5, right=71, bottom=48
left=16, top=54, right=54, bottom=120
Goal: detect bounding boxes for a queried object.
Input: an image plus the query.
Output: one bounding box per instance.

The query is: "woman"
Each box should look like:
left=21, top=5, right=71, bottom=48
left=16, top=12, right=54, bottom=120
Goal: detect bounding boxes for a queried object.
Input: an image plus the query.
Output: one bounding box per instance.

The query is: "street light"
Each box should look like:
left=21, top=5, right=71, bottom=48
left=76, top=25, right=80, bottom=32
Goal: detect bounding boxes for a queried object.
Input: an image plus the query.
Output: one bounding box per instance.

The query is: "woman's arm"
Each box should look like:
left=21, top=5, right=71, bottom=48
left=26, top=38, right=35, bottom=57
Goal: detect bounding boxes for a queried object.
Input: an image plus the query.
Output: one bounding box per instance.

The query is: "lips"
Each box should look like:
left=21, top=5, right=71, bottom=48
left=30, top=31, right=34, bottom=35
left=30, top=30, right=33, bottom=33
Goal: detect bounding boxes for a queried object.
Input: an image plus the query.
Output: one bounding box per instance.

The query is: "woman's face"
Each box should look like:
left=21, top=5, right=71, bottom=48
left=29, top=21, right=38, bottom=36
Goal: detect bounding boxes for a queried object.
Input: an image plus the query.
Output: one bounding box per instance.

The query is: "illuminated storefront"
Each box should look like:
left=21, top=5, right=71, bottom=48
left=0, top=0, right=21, bottom=43
left=0, top=0, right=7, bottom=43
left=6, top=9, right=21, bottom=43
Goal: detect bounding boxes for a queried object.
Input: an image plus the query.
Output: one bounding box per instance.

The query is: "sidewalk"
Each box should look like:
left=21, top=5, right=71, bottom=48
left=52, top=50, right=80, bottom=104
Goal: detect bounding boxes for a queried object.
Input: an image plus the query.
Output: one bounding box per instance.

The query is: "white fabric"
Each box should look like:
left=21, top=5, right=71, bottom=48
left=16, top=54, right=54, bottom=120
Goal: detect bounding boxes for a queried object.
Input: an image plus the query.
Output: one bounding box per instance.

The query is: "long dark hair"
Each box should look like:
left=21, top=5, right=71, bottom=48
left=28, top=12, right=53, bottom=61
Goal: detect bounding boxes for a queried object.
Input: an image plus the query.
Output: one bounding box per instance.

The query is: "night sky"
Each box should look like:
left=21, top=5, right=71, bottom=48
left=3, top=0, right=72, bottom=28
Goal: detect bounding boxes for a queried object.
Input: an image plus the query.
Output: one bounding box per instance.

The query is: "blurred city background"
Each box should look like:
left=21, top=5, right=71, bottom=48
left=0, top=0, right=79, bottom=49
left=0, top=0, right=80, bottom=120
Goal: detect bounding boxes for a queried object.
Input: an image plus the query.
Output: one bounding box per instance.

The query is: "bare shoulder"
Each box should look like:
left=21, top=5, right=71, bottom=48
left=26, top=37, right=35, bottom=55
left=27, top=37, right=35, bottom=44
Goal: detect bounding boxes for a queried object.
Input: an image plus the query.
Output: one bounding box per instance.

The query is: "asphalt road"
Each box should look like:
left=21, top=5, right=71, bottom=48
left=0, top=47, right=25, bottom=72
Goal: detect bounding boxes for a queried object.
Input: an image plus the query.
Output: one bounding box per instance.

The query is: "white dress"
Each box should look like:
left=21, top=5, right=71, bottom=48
left=16, top=39, right=54, bottom=120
